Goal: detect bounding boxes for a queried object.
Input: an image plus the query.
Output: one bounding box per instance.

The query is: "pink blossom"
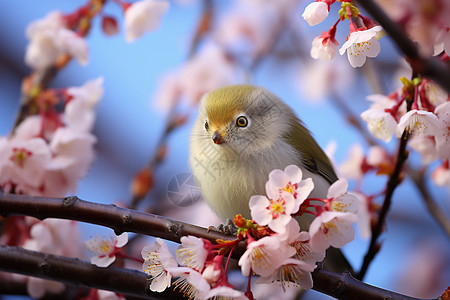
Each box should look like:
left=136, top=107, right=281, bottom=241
left=327, top=178, right=359, bottom=214
left=0, top=137, right=51, bottom=192
left=432, top=163, right=450, bottom=186
left=339, top=26, right=383, bottom=68
left=175, top=235, right=211, bottom=271
left=22, top=219, right=80, bottom=298
left=338, top=144, right=364, bottom=180
left=142, top=238, right=178, bottom=292
left=27, top=277, right=65, bottom=299
left=124, top=0, right=170, bottom=42
left=309, top=211, right=357, bottom=251
left=408, top=137, right=438, bottom=164
left=13, top=116, right=42, bottom=140
left=65, top=77, right=104, bottom=132
left=302, top=2, right=329, bottom=26
left=204, top=286, right=248, bottom=299
left=215, top=5, right=276, bottom=58
left=178, top=44, right=237, bottom=104
left=257, top=258, right=316, bottom=290
left=238, top=235, right=296, bottom=277
left=24, top=11, right=89, bottom=69
left=97, top=290, right=126, bottom=300
left=166, top=267, right=211, bottom=299
left=310, top=34, right=338, bottom=61
left=249, top=194, right=295, bottom=234
left=396, top=109, right=443, bottom=138
left=435, top=102, right=450, bottom=160
left=352, top=192, right=372, bottom=238
left=291, top=231, right=326, bottom=265
left=267, top=165, right=314, bottom=211
left=361, top=108, right=397, bottom=142
left=85, top=232, right=128, bottom=267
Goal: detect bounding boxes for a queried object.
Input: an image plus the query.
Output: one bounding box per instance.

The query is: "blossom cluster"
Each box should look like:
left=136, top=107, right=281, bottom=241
left=302, top=0, right=384, bottom=68
left=360, top=77, right=450, bottom=186
left=139, top=165, right=359, bottom=299
left=0, top=78, right=103, bottom=197
left=25, top=0, right=169, bottom=70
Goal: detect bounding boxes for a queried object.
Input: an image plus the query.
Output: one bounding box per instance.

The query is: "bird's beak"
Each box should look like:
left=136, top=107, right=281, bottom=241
left=212, top=131, right=224, bottom=144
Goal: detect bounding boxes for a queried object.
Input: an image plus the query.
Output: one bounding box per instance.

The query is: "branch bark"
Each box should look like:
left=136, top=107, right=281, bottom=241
left=0, top=193, right=435, bottom=300
left=0, top=245, right=432, bottom=300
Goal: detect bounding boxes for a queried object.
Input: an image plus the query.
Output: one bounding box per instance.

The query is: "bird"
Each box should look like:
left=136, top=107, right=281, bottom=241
left=189, top=84, right=353, bottom=274
left=189, top=84, right=337, bottom=225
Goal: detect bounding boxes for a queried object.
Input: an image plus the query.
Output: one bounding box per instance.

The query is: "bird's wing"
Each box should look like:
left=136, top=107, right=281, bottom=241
left=284, top=119, right=338, bottom=185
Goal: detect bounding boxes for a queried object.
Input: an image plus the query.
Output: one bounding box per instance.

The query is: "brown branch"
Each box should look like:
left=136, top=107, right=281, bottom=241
left=0, top=245, right=183, bottom=300
left=356, top=128, right=410, bottom=280
left=0, top=193, right=243, bottom=253
left=0, top=245, right=433, bottom=300
left=354, top=0, right=450, bottom=93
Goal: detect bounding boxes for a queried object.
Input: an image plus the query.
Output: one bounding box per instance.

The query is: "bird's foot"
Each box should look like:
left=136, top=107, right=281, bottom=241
left=207, top=218, right=237, bottom=235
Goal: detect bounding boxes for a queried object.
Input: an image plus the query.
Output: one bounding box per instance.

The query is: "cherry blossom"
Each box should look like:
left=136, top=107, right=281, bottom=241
left=309, top=211, right=357, bottom=251
left=302, top=2, right=329, bottom=26
left=142, top=238, right=178, bottom=292
left=339, top=26, right=383, bottom=68
left=25, top=11, right=88, bottom=69
left=434, top=27, right=450, bottom=56
left=409, top=137, right=439, bottom=165
left=396, top=109, right=443, bottom=138
left=327, top=178, right=359, bottom=214
left=21, top=219, right=81, bottom=298
left=267, top=165, right=314, bottom=210
left=249, top=194, right=296, bottom=234
left=257, top=258, right=316, bottom=290
left=97, top=290, right=126, bottom=300
left=338, top=144, right=364, bottom=180
left=361, top=108, right=398, bottom=142
left=310, top=34, right=338, bottom=61
left=175, top=235, right=212, bottom=271
left=238, top=235, right=296, bottom=277
left=166, top=266, right=211, bottom=299
left=352, top=192, right=372, bottom=238
left=0, top=137, right=52, bottom=192
left=85, top=232, right=128, bottom=267
left=434, top=102, right=450, bottom=160
left=124, top=0, right=170, bottom=42
left=204, top=286, right=248, bottom=300
left=65, top=77, right=104, bottom=132
left=432, top=162, right=450, bottom=186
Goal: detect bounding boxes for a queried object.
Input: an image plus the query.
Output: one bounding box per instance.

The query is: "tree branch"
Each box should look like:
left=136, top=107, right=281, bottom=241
left=357, top=129, right=410, bottom=280
left=0, top=245, right=432, bottom=300
left=0, top=193, right=244, bottom=254
left=355, top=0, right=450, bottom=93
left=0, top=245, right=183, bottom=300
left=0, top=193, right=436, bottom=300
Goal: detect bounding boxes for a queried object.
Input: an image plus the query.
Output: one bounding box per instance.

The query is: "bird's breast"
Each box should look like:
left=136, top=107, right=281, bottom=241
left=190, top=138, right=302, bottom=221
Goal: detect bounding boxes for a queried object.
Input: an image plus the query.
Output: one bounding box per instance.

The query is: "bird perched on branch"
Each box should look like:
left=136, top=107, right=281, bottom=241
left=189, top=84, right=351, bottom=272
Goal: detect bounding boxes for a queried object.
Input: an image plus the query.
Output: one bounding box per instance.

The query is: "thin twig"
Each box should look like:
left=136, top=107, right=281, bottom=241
left=0, top=245, right=433, bottom=300
left=355, top=0, right=450, bottom=93
left=356, top=129, right=410, bottom=280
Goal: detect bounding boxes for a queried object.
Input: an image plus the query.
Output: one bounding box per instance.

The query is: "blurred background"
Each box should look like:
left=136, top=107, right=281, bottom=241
left=0, top=0, right=449, bottom=299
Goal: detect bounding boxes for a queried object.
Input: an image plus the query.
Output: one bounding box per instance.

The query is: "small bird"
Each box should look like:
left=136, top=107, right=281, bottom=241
left=189, top=84, right=337, bottom=226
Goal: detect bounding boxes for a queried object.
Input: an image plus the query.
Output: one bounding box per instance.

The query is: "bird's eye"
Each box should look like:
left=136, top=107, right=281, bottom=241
left=204, top=121, right=209, bottom=130
left=236, top=116, right=248, bottom=127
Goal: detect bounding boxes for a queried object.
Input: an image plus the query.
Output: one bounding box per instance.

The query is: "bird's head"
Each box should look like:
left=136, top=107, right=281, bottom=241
left=194, top=84, right=294, bottom=158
